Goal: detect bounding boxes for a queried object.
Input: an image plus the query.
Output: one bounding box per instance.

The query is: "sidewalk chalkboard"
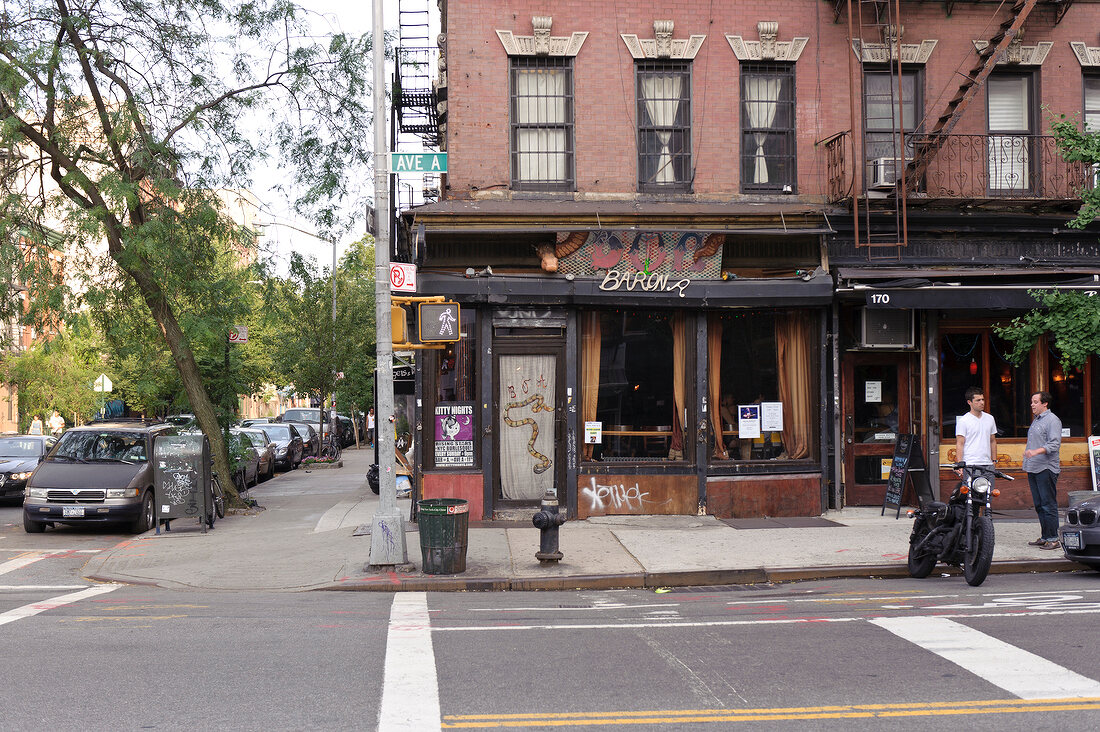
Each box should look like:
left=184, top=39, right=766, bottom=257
left=883, top=433, right=933, bottom=517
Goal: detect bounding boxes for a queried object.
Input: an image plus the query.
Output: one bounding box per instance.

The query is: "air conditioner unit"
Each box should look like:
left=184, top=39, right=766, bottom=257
left=861, top=307, right=914, bottom=349
left=870, top=157, right=899, bottom=189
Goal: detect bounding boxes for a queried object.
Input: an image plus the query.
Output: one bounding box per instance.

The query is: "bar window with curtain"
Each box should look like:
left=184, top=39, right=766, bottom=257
left=987, top=73, right=1034, bottom=193
left=637, top=61, right=691, bottom=192
left=740, top=63, right=795, bottom=192
left=709, top=310, right=817, bottom=462
left=582, top=310, right=690, bottom=462
left=510, top=56, right=574, bottom=190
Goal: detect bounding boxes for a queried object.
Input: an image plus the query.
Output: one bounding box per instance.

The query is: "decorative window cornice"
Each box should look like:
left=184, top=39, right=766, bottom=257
left=621, top=20, right=706, bottom=60
left=850, top=25, right=936, bottom=64
left=973, top=33, right=1052, bottom=66
left=496, top=16, right=588, bottom=57
left=1070, top=41, right=1100, bottom=67
left=726, top=22, right=808, bottom=62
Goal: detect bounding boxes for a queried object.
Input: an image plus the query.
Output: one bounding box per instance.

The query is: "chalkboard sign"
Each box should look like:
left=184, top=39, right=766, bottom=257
left=882, top=433, right=933, bottom=517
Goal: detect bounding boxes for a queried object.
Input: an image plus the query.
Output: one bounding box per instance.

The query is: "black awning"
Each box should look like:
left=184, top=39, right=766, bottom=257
left=417, top=271, right=834, bottom=308
left=840, top=271, right=1100, bottom=310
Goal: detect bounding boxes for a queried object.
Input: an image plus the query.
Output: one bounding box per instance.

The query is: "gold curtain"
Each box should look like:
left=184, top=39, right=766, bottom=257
left=669, top=312, right=688, bottom=459
left=581, top=312, right=602, bottom=460
left=707, top=315, right=727, bottom=459
left=776, top=311, right=814, bottom=459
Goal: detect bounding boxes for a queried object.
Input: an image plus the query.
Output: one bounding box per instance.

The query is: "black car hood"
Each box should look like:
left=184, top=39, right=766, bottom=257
left=1073, top=496, right=1100, bottom=511
left=30, top=460, right=146, bottom=489
left=0, top=458, right=38, bottom=473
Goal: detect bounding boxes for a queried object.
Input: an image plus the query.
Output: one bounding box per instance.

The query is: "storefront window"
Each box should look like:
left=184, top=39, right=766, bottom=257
left=941, top=332, right=984, bottom=438
left=582, top=310, right=683, bottom=461
left=1091, top=356, right=1100, bottom=436
left=1047, top=346, right=1085, bottom=437
left=989, top=333, right=1030, bottom=438
left=710, top=310, right=817, bottom=462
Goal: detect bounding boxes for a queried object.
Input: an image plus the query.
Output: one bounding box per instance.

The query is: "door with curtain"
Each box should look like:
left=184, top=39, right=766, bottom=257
left=842, top=353, right=912, bottom=506
left=493, top=344, right=565, bottom=508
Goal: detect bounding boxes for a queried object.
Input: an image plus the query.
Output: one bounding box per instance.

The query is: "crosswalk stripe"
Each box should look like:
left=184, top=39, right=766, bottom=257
left=0, top=553, right=47, bottom=576
left=0, top=584, right=121, bottom=627
left=870, top=615, right=1100, bottom=699
left=378, top=592, right=442, bottom=731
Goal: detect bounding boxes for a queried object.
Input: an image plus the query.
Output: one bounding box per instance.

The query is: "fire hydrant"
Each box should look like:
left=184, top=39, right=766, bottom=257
left=532, top=490, right=566, bottom=564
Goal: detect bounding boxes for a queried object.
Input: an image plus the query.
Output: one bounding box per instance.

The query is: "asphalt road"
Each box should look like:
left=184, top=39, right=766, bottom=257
left=3, top=499, right=1100, bottom=730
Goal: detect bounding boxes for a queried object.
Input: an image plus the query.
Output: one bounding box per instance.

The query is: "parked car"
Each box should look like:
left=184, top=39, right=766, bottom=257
left=236, top=427, right=276, bottom=482
left=0, top=435, right=56, bottom=503
left=228, top=431, right=261, bottom=489
left=289, top=422, right=319, bottom=458
left=241, top=417, right=272, bottom=428
left=165, top=413, right=196, bottom=427
left=22, top=420, right=175, bottom=533
left=278, top=407, right=343, bottom=444
left=261, top=423, right=304, bottom=471
left=1061, top=495, right=1100, bottom=571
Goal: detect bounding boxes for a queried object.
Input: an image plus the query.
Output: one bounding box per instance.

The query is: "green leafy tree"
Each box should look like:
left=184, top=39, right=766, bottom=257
left=334, top=237, right=377, bottom=422
left=2, top=323, right=102, bottom=429
left=0, top=2, right=375, bottom=505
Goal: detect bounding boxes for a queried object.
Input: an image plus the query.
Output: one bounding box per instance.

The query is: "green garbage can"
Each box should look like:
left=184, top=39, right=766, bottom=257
left=417, top=498, right=469, bottom=574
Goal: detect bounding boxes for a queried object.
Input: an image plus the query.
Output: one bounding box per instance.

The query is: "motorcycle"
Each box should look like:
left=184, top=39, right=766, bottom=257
left=906, top=462, right=1014, bottom=586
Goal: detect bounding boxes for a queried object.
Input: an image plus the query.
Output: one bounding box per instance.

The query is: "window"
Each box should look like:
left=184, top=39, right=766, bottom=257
left=940, top=330, right=1031, bottom=439
left=863, top=69, right=919, bottom=189
left=987, top=73, right=1034, bottom=192
left=582, top=311, right=689, bottom=462
left=510, top=57, right=574, bottom=190
left=709, top=311, right=817, bottom=462
left=741, top=64, right=795, bottom=192
left=1046, top=348, right=1085, bottom=437
left=427, top=310, right=477, bottom=470
left=637, top=61, right=692, bottom=191
left=1086, top=76, right=1100, bottom=132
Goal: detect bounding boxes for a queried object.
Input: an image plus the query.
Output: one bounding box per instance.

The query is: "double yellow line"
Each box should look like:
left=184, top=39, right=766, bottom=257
left=443, top=697, right=1100, bottom=727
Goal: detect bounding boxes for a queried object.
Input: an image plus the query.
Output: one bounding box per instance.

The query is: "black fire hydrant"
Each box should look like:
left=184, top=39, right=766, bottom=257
left=532, top=491, right=566, bottom=564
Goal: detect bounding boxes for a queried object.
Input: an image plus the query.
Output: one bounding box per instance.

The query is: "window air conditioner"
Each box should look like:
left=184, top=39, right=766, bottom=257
left=870, top=157, right=899, bottom=190
left=860, top=308, right=914, bottom=349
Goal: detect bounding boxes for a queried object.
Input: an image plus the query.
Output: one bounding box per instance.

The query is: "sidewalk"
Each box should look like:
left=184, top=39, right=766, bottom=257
left=82, top=446, right=1082, bottom=592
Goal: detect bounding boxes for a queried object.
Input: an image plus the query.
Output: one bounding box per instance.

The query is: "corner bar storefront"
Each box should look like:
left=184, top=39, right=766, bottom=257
left=407, top=201, right=834, bottom=520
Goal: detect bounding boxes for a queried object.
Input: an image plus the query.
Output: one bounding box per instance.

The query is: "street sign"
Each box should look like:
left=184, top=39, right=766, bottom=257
left=389, top=152, right=447, bottom=173
left=418, top=302, right=461, bottom=343
left=228, top=325, right=248, bottom=343
left=93, top=373, right=113, bottom=393
left=390, top=262, right=417, bottom=292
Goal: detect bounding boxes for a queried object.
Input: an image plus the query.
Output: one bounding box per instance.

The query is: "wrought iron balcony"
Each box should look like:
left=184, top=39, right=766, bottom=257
left=822, top=131, right=1092, bottom=205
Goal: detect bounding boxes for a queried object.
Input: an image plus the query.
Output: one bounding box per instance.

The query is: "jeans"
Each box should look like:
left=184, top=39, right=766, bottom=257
left=1027, top=469, right=1060, bottom=541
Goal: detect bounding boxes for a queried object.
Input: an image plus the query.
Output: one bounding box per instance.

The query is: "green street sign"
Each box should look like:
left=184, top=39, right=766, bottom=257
left=390, top=152, right=447, bottom=173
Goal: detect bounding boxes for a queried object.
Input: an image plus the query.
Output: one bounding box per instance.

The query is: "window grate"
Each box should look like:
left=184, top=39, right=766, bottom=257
left=740, top=63, right=795, bottom=192
left=637, top=61, right=692, bottom=192
left=510, top=56, right=575, bottom=191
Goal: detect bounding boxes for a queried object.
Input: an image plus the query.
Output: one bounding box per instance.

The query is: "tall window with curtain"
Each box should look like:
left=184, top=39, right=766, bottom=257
left=637, top=61, right=691, bottom=191
left=740, top=63, right=795, bottom=192
left=510, top=56, right=574, bottom=190
left=987, top=73, right=1034, bottom=193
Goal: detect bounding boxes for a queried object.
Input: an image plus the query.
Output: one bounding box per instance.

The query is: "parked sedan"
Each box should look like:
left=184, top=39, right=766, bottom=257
left=228, top=431, right=261, bottom=489
left=237, top=427, right=276, bottom=482
left=0, top=435, right=56, bottom=503
left=261, top=423, right=304, bottom=471
left=1061, top=495, right=1100, bottom=570
left=289, top=422, right=319, bottom=458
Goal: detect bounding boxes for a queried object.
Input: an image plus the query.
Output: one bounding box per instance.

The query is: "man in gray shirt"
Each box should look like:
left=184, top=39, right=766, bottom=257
left=1022, top=391, right=1062, bottom=550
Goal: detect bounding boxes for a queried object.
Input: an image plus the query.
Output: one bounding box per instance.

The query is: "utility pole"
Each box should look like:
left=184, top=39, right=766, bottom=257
left=369, top=0, right=408, bottom=566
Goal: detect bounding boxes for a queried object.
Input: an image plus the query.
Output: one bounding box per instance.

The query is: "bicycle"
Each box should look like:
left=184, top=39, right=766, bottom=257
left=320, top=432, right=342, bottom=461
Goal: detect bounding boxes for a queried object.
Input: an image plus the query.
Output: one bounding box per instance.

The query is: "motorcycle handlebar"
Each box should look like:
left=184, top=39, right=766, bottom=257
left=950, top=462, right=1015, bottom=481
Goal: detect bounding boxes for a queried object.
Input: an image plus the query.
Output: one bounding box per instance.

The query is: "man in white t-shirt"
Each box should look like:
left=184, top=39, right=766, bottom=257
left=955, top=387, right=998, bottom=478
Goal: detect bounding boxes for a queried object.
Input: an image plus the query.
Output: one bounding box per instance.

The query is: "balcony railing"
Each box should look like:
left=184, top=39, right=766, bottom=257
left=822, top=132, right=1092, bottom=204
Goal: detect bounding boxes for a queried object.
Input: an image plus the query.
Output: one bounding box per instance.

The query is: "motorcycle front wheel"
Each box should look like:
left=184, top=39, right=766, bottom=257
left=907, top=519, right=937, bottom=578
left=963, top=514, right=995, bottom=586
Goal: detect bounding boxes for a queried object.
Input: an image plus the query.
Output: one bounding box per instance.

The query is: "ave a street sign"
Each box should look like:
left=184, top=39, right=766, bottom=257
left=418, top=302, right=461, bottom=343
left=93, top=373, right=113, bottom=392
left=390, top=262, right=417, bottom=292
left=390, top=152, right=447, bottom=173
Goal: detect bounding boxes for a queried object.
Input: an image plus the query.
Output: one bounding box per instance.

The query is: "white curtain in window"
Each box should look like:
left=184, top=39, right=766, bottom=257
left=642, top=73, right=683, bottom=184
left=745, top=76, right=782, bottom=184
left=516, top=69, right=566, bottom=181
left=987, top=76, right=1029, bottom=190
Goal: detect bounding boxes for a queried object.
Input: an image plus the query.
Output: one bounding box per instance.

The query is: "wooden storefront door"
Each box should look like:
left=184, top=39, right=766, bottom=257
left=842, top=353, right=911, bottom=505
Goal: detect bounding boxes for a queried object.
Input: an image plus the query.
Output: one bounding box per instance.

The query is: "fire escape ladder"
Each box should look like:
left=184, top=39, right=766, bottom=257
left=396, top=2, right=440, bottom=148
left=905, top=0, right=1039, bottom=183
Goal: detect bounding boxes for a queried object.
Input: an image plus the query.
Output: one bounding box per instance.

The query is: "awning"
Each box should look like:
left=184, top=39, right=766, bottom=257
left=836, top=268, right=1100, bottom=310
left=417, top=269, right=834, bottom=307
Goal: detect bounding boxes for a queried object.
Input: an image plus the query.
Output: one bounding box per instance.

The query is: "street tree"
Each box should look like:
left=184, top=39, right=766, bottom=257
left=334, top=237, right=377, bottom=423
left=2, top=319, right=101, bottom=429
left=0, top=1, right=375, bottom=504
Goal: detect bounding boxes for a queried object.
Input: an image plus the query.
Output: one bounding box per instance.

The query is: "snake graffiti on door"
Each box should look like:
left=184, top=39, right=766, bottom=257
left=498, top=354, right=556, bottom=501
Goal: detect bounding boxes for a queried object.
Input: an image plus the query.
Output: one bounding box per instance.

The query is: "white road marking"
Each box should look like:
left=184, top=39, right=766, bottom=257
left=378, top=592, right=441, bottom=731
left=466, top=603, right=680, bottom=612
left=871, top=615, right=1100, bottom=699
left=0, top=553, right=47, bottom=576
left=0, top=584, right=121, bottom=627
left=0, top=585, right=89, bottom=591
left=725, top=588, right=1100, bottom=607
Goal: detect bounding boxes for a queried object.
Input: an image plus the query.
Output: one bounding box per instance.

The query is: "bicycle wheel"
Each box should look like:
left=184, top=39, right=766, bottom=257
left=212, top=476, right=226, bottom=519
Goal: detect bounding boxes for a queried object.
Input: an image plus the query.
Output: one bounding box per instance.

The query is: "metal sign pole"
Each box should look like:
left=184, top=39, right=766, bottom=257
left=368, top=0, right=407, bottom=566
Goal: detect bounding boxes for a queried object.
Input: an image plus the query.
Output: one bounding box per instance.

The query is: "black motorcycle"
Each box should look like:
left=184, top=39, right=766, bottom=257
left=906, top=462, right=1014, bottom=587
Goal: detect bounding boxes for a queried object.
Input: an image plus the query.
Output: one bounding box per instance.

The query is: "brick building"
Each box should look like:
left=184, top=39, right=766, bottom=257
left=401, top=0, right=1100, bottom=520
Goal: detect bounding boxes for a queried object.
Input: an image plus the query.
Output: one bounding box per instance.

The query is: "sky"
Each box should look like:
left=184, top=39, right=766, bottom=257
left=252, top=0, right=439, bottom=276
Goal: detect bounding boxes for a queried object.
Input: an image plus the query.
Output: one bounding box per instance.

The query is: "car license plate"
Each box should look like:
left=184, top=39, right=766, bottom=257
left=1062, top=531, right=1082, bottom=550
left=62, top=506, right=85, bottom=518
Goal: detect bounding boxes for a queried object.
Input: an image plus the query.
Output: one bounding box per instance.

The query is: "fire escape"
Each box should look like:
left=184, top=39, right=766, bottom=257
left=842, top=0, right=1051, bottom=260
left=394, top=0, right=444, bottom=207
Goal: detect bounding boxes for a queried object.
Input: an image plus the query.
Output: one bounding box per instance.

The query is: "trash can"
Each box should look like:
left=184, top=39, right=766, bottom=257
left=417, top=498, right=469, bottom=574
left=153, top=433, right=211, bottom=525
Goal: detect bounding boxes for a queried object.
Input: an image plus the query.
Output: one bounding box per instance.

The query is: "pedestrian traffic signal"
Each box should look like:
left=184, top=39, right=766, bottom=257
left=418, top=302, right=461, bottom=343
